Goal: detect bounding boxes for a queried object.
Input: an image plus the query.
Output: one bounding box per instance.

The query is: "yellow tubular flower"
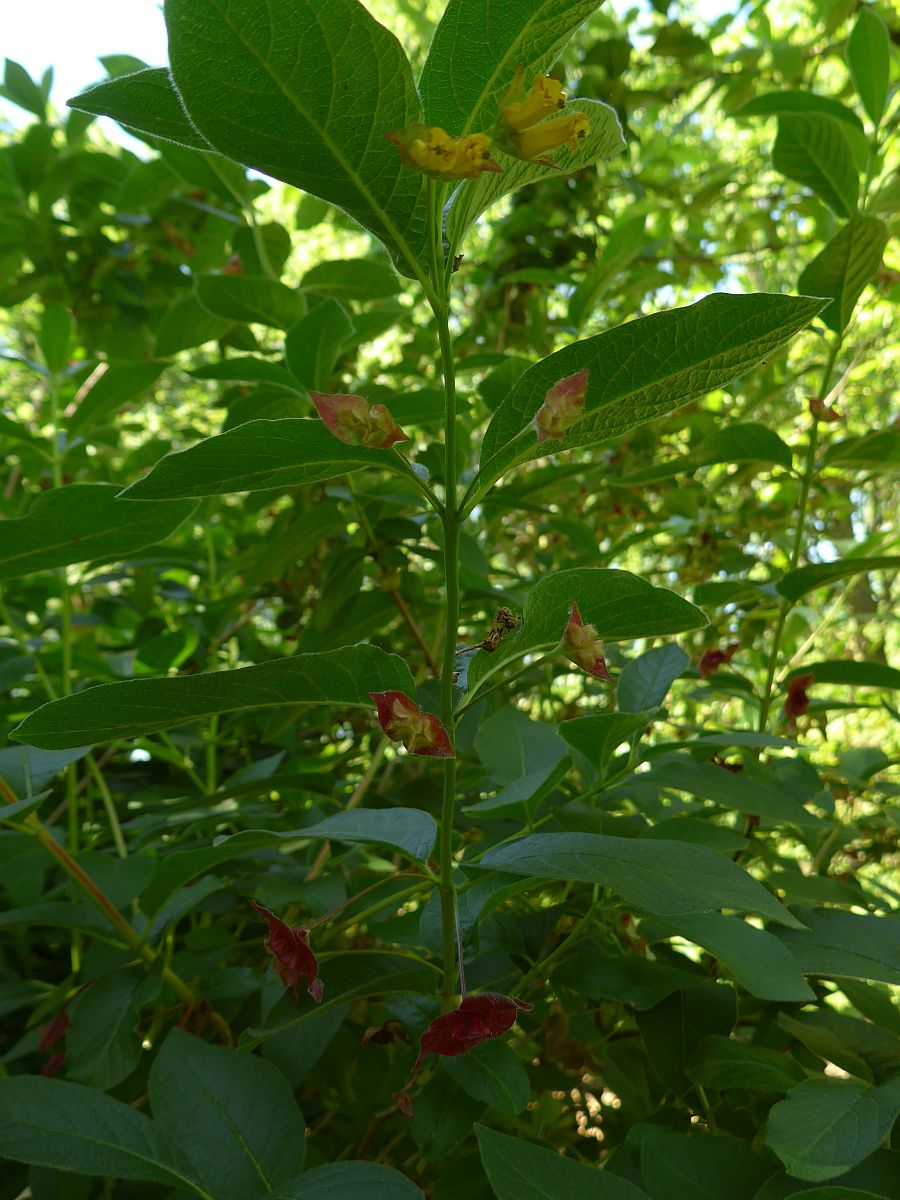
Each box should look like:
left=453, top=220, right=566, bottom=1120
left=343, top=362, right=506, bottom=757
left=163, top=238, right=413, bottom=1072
left=386, top=124, right=501, bottom=180
left=512, top=112, right=590, bottom=163
left=500, top=67, right=566, bottom=133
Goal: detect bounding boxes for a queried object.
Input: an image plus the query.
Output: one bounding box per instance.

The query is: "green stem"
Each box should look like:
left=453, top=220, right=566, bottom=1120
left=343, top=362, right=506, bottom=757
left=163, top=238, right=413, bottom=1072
left=427, top=177, right=463, bottom=1010
left=86, top=755, right=127, bottom=859
left=758, top=338, right=841, bottom=732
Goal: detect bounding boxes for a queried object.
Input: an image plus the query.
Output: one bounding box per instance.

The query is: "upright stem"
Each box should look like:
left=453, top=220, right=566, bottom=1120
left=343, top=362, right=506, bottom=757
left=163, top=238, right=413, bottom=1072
left=427, top=178, right=462, bottom=1010
left=758, top=338, right=841, bottom=732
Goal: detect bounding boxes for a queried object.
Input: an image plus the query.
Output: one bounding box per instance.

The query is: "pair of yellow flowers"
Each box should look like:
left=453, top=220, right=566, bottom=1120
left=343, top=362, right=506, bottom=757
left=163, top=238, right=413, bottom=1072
left=388, top=68, right=590, bottom=181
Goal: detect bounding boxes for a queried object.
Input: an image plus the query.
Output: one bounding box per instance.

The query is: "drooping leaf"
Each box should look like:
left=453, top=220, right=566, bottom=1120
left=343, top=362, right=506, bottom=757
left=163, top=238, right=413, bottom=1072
left=772, top=114, right=858, bottom=217
left=163, top=0, right=428, bottom=274
left=67, top=67, right=211, bottom=149
left=686, top=1034, right=807, bottom=1093
left=67, top=360, right=168, bottom=438
left=285, top=301, right=354, bottom=389
left=776, top=557, right=900, bottom=603
left=846, top=8, right=891, bottom=126
left=774, top=909, right=900, bottom=985
left=0, top=484, right=195, bottom=582
left=119, top=419, right=408, bottom=499
left=766, top=1076, right=900, bottom=1183
left=642, top=912, right=816, bottom=1001
left=617, top=643, right=690, bottom=712
left=640, top=1131, right=774, bottom=1200
left=476, top=1124, right=651, bottom=1200
left=798, top=216, right=890, bottom=334
left=148, top=1028, right=306, bottom=1199
left=0, top=1077, right=201, bottom=1191
left=641, top=758, right=821, bottom=826
left=732, top=90, right=864, bottom=132
left=472, top=293, right=826, bottom=500
left=479, top=832, right=804, bottom=927
left=271, top=1160, right=426, bottom=1199
left=465, top=568, right=707, bottom=696
left=558, top=710, right=656, bottom=774
left=13, top=645, right=415, bottom=749
left=443, top=1039, right=530, bottom=1115
left=621, top=423, right=793, bottom=484
left=195, top=274, right=308, bottom=330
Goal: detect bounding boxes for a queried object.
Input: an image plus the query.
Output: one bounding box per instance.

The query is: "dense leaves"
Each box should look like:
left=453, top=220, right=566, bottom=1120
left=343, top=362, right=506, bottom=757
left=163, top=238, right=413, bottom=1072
left=0, top=0, right=897, bottom=1197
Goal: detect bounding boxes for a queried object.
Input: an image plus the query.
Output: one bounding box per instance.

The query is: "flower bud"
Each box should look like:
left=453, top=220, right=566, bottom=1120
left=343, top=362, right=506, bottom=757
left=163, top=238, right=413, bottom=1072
left=534, top=368, right=589, bottom=442
left=562, top=600, right=612, bottom=681
left=311, top=391, right=407, bottom=449
left=369, top=690, right=453, bottom=757
left=510, top=112, right=589, bottom=165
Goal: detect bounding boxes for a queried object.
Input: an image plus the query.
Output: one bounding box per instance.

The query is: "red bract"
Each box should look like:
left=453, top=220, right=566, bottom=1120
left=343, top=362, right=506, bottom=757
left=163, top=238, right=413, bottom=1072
left=534, top=368, right=589, bottom=442
left=810, top=397, right=841, bottom=422
left=369, top=690, right=453, bottom=757
left=698, top=641, right=739, bottom=677
left=562, top=600, right=612, bottom=681
left=37, top=1008, right=70, bottom=1053
left=784, top=673, right=815, bottom=719
left=251, top=900, right=323, bottom=1003
left=311, top=391, right=407, bottom=449
left=41, top=1052, right=66, bottom=1078
left=414, top=992, right=533, bottom=1069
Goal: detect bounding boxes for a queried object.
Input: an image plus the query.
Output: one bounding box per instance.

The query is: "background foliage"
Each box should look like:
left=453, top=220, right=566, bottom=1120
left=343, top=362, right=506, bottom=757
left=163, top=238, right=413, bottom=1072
left=0, top=1, right=898, bottom=1198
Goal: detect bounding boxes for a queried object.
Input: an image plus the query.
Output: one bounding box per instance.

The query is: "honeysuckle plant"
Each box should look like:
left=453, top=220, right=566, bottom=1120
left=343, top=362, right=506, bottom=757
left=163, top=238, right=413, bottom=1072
left=0, top=1, right=898, bottom=1198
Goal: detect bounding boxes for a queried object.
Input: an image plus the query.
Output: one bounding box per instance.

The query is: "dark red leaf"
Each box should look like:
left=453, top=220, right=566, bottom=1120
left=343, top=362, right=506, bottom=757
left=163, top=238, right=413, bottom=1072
left=38, top=1008, right=70, bottom=1053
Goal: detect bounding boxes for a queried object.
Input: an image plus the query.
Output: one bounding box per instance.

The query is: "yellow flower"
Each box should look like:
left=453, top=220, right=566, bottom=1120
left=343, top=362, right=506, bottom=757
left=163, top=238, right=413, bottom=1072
left=386, top=124, right=501, bottom=180
left=499, top=67, right=566, bottom=133
left=511, top=113, right=590, bottom=163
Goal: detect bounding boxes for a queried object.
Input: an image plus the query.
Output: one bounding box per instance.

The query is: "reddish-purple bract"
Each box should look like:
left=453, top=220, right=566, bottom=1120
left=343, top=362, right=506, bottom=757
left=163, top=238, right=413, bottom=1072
left=784, top=672, right=815, bottom=719
left=369, top=690, right=453, bottom=757
left=562, top=600, right=612, bottom=681
left=251, top=900, right=323, bottom=1003
left=311, top=391, right=407, bottom=449
left=534, top=368, right=589, bottom=442
left=414, top=992, right=533, bottom=1068
left=698, top=641, right=739, bottom=677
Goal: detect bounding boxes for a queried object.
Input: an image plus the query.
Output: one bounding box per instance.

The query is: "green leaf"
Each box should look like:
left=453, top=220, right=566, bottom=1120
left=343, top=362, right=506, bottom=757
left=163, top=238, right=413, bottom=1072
left=189, top=358, right=303, bottom=392
left=0, top=484, right=195, bottom=582
left=445, top=99, right=625, bottom=250
left=207, top=808, right=438, bottom=868
left=271, top=1161, right=425, bottom=1198
left=778, top=1010, right=900, bottom=1085
left=479, top=832, right=804, bottom=927
left=465, top=568, right=707, bottom=697
left=617, top=643, right=690, bottom=712
left=551, top=952, right=701, bottom=1009
left=285, top=300, right=354, bottom=389
left=687, top=1034, right=806, bottom=1093
left=766, top=1076, right=900, bottom=1183
left=569, top=214, right=647, bottom=329
left=65, top=970, right=143, bottom=1091
left=0, top=745, right=91, bottom=797
left=772, top=114, right=858, bottom=217
left=476, top=1124, right=651, bottom=1200
left=559, top=710, right=656, bottom=773
left=640, top=1132, right=774, bottom=1200
left=420, top=0, right=600, bottom=137
left=164, top=0, right=428, bottom=274
left=39, top=306, right=73, bottom=375
left=195, top=275, right=308, bottom=330
left=644, top=912, right=815, bottom=1001
left=823, top=431, right=900, bottom=470
left=776, top=557, right=900, bottom=603
left=775, top=909, right=900, bottom=985
left=641, top=758, right=821, bottom=826
left=732, top=91, right=864, bottom=132
left=300, top=258, right=403, bottom=301
left=148, top=1028, right=306, bottom=1199
left=787, top=660, right=900, bottom=690
left=621, top=423, right=793, bottom=484
left=798, top=216, right=890, bottom=334
left=444, top=1039, right=530, bottom=1114
left=0, top=1077, right=201, bottom=1191
left=13, top=645, right=415, bottom=749
left=67, top=68, right=211, bottom=149
left=783, top=1190, right=887, bottom=1200
left=2, top=59, right=48, bottom=119
left=473, top=293, right=826, bottom=499
left=119, top=419, right=408, bottom=499
left=846, top=9, right=890, bottom=126
left=67, top=361, right=168, bottom=438
left=474, top=706, right=568, bottom=784
left=154, top=294, right=234, bottom=356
